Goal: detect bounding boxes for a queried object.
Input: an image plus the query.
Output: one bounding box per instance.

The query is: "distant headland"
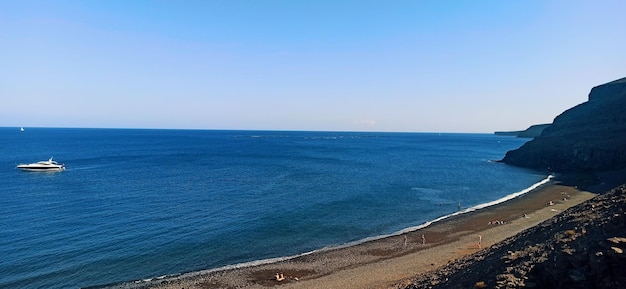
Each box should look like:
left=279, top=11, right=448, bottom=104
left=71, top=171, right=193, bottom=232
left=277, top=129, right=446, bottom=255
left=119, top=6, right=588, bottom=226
left=494, top=123, right=551, bottom=138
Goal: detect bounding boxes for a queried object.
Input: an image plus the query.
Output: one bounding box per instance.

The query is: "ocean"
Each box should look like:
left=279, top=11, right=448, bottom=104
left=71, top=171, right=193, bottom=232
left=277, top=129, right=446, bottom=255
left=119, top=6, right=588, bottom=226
left=0, top=128, right=546, bottom=288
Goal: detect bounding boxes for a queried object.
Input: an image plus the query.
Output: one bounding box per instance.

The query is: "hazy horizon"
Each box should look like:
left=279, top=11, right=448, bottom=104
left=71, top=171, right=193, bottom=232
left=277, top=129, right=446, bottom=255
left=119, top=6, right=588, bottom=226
left=3, top=1, right=625, bottom=133
left=6, top=125, right=534, bottom=134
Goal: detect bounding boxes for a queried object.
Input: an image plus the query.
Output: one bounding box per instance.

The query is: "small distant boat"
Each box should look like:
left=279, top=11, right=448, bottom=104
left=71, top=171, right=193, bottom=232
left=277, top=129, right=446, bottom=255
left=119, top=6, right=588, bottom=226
left=17, top=157, right=65, bottom=172
left=20, top=127, right=24, bottom=132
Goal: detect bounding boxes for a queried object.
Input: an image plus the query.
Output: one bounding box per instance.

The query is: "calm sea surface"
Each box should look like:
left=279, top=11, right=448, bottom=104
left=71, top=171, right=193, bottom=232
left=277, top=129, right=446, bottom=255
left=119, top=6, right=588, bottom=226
left=0, top=128, right=545, bottom=288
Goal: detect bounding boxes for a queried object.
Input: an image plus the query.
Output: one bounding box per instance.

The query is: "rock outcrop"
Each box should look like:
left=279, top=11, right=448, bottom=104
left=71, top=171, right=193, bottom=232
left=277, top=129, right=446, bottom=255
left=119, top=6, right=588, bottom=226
left=501, top=77, right=626, bottom=172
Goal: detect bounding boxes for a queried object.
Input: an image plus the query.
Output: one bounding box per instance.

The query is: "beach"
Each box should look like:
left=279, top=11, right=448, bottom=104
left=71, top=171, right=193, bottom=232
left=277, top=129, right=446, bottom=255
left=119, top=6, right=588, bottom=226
left=107, top=178, right=596, bottom=289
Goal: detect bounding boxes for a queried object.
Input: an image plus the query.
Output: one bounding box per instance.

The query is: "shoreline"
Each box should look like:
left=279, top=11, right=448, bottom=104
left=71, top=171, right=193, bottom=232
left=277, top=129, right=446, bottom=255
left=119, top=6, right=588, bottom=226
left=97, top=175, right=597, bottom=289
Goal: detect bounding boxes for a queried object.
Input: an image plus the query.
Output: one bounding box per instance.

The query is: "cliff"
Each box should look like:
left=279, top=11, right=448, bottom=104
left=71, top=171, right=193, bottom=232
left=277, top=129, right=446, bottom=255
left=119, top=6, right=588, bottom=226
left=495, top=124, right=551, bottom=138
left=501, top=77, right=626, bottom=172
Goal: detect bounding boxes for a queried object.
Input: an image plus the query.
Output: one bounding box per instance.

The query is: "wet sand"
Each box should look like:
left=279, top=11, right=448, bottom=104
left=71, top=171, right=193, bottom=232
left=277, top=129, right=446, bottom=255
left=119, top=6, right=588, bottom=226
left=107, top=179, right=596, bottom=289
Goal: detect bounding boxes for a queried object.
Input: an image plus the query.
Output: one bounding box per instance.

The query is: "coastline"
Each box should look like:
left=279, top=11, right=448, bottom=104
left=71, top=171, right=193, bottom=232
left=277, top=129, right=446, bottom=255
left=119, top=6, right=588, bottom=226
left=99, top=176, right=596, bottom=289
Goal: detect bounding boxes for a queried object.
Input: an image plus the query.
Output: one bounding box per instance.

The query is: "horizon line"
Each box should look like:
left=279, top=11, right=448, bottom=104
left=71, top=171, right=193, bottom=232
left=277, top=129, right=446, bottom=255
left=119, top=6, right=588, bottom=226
left=2, top=125, right=505, bottom=135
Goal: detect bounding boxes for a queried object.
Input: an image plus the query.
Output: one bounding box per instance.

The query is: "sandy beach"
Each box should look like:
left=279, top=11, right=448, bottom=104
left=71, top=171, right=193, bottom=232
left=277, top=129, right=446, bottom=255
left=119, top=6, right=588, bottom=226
left=106, top=178, right=596, bottom=289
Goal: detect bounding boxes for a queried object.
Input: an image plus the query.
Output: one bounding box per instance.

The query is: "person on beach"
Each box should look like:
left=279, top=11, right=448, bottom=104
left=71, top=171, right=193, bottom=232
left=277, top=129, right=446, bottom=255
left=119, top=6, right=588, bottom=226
left=478, top=235, right=482, bottom=248
left=404, top=235, right=408, bottom=248
left=421, top=234, right=426, bottom=246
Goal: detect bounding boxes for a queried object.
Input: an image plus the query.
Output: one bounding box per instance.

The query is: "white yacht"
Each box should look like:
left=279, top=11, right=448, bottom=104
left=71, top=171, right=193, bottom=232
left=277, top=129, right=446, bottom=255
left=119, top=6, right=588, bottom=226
left=17, top=157, right=65, bottom=172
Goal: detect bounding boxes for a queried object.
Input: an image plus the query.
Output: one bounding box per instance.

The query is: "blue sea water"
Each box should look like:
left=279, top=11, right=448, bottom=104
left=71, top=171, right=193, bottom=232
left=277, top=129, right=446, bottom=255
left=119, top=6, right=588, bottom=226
left=0, top=128, right=545, bottom=288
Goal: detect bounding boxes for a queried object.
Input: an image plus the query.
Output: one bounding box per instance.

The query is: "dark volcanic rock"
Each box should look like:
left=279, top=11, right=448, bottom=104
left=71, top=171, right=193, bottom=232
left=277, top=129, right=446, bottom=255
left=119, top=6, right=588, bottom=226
left=501, top=77, right=626, bottom=172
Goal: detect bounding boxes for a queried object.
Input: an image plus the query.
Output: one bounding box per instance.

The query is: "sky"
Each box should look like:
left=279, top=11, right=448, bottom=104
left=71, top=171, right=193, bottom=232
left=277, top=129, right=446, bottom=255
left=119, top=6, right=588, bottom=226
left=1, top=0, right=625, bottom=133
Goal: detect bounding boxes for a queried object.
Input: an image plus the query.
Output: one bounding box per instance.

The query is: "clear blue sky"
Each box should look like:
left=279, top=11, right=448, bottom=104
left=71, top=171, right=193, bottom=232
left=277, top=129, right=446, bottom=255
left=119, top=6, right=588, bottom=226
left=2, top=0, right=625, bottom=132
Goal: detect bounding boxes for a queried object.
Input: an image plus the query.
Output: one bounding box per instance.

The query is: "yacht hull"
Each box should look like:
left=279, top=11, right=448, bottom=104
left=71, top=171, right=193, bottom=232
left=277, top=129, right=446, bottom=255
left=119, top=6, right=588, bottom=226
left=17, top=157, right=65, bottom=172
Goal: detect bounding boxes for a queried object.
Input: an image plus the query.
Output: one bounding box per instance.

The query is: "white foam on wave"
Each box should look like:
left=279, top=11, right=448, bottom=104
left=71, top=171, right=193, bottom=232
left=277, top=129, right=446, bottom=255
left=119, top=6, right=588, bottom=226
left=126, top=175, right=555, bottom=286
left=397, top=174, right=554, bottom=234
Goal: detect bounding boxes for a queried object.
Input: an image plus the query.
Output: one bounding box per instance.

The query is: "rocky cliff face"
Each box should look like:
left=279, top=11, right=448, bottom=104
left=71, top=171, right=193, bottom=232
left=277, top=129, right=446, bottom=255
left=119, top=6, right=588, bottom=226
left=501, top=77, right=626, bottom=172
